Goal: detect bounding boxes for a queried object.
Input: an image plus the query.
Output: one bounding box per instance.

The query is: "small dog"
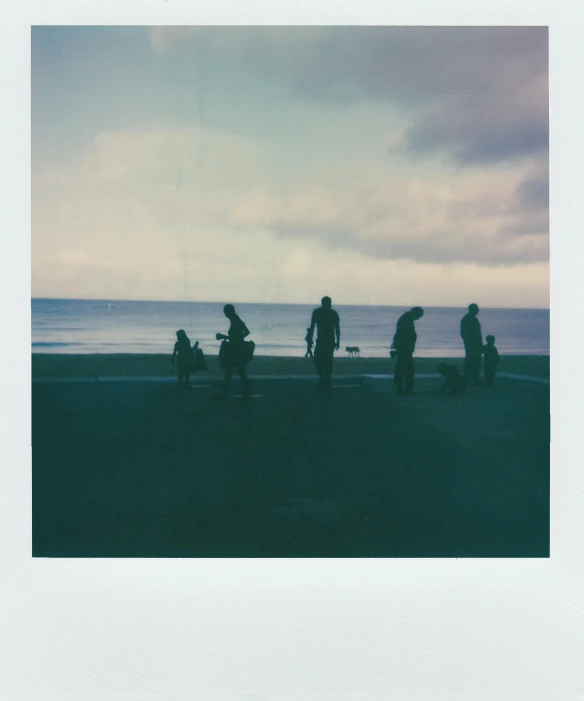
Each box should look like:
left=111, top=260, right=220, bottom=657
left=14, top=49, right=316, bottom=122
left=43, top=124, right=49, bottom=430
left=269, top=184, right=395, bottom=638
left=346, top=346, right=360, bottom=358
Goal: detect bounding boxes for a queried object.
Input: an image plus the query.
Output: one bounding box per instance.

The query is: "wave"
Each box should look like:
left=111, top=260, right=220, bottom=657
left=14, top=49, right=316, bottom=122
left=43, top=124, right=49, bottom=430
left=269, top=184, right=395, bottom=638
left=32, top=342, right=72, bottom=348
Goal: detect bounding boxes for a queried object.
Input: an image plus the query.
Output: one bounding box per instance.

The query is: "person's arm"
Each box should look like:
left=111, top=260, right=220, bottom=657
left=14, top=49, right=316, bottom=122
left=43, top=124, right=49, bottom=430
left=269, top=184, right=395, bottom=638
left=334, top=312, right=341, bottom=350
left=242, top=323, right=250, bottom=340
left=475, top=319, right=483, bottom=347
left=172, top=342, right=178, bottom=365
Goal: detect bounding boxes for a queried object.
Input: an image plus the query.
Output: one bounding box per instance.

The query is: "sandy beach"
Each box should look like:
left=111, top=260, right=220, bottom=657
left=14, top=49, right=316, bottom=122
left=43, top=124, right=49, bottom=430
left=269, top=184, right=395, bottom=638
left=32, top=352, right=550, bottom=380
left=32, top=352, right=549, bottom=558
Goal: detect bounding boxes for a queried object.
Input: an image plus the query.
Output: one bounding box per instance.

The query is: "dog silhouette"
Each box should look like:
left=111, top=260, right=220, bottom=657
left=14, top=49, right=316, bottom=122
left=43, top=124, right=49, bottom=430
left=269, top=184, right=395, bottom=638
left=346, top=346, right=360, bottom=358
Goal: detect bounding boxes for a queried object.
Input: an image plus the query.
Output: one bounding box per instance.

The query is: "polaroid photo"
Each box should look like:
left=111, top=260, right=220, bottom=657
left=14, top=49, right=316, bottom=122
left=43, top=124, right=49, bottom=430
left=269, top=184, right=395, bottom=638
left=2, top=1, right=582, bottom=699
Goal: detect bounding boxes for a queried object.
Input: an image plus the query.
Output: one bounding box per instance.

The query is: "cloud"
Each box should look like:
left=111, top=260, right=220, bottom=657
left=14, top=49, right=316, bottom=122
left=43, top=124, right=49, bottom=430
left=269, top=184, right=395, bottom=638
left=149, top=27, right=548, bottom=167
left=516, top=159, right=550, bottom=211
left=225, top=167, right=549, bottom=266
left=33, top=126, right=549, bottom=276
left=32, top=124, right=549, bottom=306
left=392, top=72, right=548, bottom=165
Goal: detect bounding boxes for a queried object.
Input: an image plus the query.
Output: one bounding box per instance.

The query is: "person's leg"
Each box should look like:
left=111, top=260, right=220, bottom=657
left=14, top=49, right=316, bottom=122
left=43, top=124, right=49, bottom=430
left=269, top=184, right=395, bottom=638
left=470, top=350, right=482, bottom=385
left=221, top=366, right=233, bottom=397
left=463, top=345, right=472, bottom=383
left=393, top=353, right=403, bottom=392
left=314, top=344, right=324, bottom=382
left=404, top=352, right=415, bottom=392
left=323, top=348, right=334, bottom=388
left=484, top=367, right=494, bottom=386
left=237, top=362, right=250, bottom=398
left=394, top=353, right=404, bottom=392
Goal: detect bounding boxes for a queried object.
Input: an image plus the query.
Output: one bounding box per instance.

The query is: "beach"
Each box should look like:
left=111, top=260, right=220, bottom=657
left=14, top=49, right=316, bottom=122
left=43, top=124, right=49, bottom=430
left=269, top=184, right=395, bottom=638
left=32, top=353, right=549, bottom=558
left=32, top=352, right=550, bottom=380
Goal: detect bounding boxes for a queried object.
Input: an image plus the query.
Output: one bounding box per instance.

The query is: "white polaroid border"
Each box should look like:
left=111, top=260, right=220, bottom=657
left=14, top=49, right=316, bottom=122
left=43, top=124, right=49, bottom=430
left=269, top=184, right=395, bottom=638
left=2, top=1, right=582, bottom=700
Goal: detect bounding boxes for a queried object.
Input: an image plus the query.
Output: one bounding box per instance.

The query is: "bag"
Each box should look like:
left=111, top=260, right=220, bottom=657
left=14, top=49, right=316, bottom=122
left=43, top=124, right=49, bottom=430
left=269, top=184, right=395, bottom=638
left=243, top=340, right=255, bottom=362
left=218, top=340, right=232, bottom=371
left=193, top=347, right=207, bottom=372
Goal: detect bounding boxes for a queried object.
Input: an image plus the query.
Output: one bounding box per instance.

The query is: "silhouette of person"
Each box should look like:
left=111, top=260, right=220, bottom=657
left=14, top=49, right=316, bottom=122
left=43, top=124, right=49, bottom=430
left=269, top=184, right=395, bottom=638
left=391, top=307, right=424, bottom=394
left=434, top=362, right=466, bottom=396
left=483, top=334, right=500, bottom=387
left=307, top=296, right=340, bottom=389
left=192, top=340, right=207, bottom=372
left=216, top=304, right=251, bottom=399
left=304, top=328, right=314, bottom=358
left=460, top=303, right=483, bottom=386
left=172, top=329, right=193, bottom=386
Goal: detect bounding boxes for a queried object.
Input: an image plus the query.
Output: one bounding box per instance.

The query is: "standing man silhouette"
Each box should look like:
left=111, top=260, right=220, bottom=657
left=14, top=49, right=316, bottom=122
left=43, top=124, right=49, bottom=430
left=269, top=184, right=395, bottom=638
left=391, top=306, right=424, bottom=394
left=460, top=303, right=483, bottom=386
left=307, top=296, right=340, bottom=389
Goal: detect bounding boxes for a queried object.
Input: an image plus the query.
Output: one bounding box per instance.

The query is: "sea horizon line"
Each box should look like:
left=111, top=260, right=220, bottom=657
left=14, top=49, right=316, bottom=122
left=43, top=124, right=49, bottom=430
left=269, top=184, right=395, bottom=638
left=31, top=297, right=550, bottom=312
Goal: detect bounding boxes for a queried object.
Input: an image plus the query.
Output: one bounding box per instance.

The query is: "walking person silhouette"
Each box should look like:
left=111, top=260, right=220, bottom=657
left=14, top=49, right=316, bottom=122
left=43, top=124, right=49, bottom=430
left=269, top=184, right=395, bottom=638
left=304, top=328, right=314, bottom=358
left=391, top=307, right=424, bottom=394
left=306, top=296, right=340, bottom=389
left=460, top=303, right=483, bottom=386
left=216, top=304, right=251, bottom=400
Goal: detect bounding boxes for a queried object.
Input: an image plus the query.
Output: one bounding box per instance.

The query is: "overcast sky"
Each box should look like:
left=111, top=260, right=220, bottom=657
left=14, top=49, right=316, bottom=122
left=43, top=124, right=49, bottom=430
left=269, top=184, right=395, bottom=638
left=32, top=26, right=549, bottom=307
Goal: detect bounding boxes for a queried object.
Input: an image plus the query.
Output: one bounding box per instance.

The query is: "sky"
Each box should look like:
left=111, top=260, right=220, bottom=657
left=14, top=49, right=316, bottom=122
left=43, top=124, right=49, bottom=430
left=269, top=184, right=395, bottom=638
left=31, top=26, right=549, bottom=307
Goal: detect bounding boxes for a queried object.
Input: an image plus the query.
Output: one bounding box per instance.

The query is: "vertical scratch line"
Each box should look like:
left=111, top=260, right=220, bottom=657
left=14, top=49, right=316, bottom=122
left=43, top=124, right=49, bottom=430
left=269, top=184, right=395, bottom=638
left=177, top=164, right=188, bottom=298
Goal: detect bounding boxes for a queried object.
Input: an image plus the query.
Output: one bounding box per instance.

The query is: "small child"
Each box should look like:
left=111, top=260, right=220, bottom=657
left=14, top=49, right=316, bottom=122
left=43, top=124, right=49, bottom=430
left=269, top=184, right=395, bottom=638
left=483, top=335, right=500, bottom=387
left=172, top=329, right=193, bottom=386
left=193, top=341, right=207, bottom=372
left=304, top=328, right=314, bottom=358
left=435, top=362, right=466, bottom=396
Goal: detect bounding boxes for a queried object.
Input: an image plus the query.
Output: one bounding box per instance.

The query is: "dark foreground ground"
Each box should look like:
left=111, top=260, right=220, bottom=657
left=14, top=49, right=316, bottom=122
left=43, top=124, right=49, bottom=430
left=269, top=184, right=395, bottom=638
left=32, top=375, right=549, bottom=557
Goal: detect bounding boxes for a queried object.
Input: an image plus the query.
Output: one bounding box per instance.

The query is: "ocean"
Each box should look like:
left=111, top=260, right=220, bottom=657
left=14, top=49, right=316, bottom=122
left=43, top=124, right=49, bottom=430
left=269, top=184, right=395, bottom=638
left=31, top=299, right=550, bottom=358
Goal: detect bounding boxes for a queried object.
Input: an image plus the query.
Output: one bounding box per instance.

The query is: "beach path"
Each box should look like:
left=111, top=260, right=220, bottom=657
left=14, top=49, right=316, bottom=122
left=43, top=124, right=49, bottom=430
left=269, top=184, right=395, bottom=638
left=32, top=375, right=549, bottom=557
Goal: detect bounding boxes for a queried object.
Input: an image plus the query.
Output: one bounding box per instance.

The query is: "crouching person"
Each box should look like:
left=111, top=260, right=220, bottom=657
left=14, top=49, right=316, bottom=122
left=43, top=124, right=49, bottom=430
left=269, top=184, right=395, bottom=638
left=434, top=363, right=466, bottom=396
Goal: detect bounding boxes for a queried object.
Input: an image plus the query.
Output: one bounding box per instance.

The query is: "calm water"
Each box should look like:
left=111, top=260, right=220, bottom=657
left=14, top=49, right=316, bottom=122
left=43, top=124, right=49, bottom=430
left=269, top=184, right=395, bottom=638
left=31, top=299, right=550, bottom=358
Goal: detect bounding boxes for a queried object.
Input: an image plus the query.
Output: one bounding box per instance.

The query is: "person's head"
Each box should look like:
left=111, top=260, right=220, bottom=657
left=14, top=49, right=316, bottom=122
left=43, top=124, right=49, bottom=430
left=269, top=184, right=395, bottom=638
left=223, top=304, right=236, bottom=319
left=486, top=334, right=495, bottom=345
left=411, top=306, right=424, bottom=320
left=176, top=329, right=187, bottom=341
left=194, top=341, right=199, bottom=349
left=468, top=303, right=479, bottom=315
left=321, top=296, right=332, bottom=309
left=438, top=362, right=450, bottom=376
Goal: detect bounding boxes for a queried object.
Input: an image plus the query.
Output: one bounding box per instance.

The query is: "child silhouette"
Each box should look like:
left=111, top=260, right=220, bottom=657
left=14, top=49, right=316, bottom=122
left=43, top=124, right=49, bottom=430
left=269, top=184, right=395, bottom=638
left=171, top=329, right=193, bottom=386
left=483, top=335, right=500, bottom=387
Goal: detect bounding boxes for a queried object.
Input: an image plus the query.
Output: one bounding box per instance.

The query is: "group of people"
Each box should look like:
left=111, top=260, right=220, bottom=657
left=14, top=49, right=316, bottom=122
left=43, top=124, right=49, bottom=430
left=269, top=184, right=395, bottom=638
left=390, top=303, right=500, bottom=396
left=171, top=298, right=500, bottom=399
left=172, top=304, right=253, bottom=399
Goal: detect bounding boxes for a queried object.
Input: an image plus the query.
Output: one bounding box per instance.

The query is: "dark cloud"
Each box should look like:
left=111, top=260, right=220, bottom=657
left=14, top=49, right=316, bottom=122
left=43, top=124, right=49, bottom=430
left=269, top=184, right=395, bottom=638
left=498, top=219, right=549, bottom=237
left=516, top=172, right=549, bottom=210
left=273, top=223, right=548, bottom=267
left=163, top=27, right=548, bottom=166
left=400, top=97, right=549, bottom=165
left=286, top=27, right=547, bottom=104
